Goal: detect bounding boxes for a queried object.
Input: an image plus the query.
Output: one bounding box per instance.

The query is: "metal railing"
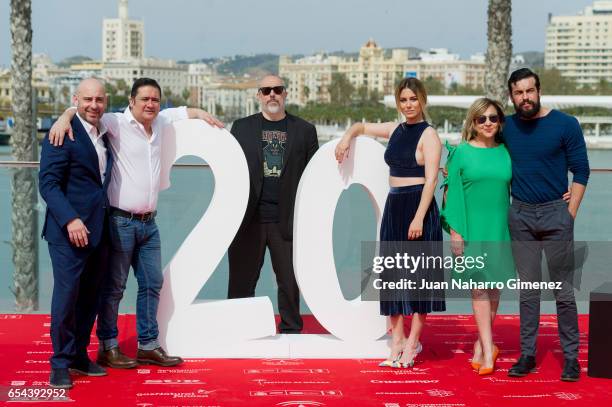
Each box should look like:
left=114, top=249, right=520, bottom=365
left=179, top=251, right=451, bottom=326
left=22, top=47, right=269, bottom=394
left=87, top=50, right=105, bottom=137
left=0, top=161, right=212, bottom=168
left=1, top=161, right=611, bottom=172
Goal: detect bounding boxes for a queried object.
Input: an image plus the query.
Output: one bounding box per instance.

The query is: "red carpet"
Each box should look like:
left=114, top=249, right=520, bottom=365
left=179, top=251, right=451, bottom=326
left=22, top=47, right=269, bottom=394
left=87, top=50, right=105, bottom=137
left=0, top=314, right=609, bottom=406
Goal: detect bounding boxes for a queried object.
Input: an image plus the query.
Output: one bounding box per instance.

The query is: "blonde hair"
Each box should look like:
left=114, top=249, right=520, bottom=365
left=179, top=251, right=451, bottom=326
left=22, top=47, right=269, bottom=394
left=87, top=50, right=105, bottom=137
left=461, top=98, right=505, bottom=142
left=395, top=77, right=428, bottom=121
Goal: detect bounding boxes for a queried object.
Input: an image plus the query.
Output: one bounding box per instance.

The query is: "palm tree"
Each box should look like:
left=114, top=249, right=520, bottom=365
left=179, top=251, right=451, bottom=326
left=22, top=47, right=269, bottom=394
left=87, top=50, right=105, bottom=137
left=485, top=0, right=512, bottom=107
left=10, top=0, right=38, bottom=311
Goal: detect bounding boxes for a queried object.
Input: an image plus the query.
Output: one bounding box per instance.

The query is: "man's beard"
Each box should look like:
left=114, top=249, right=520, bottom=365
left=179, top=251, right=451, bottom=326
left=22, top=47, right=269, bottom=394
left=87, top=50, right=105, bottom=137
left=265, top=101, right=281, bottom=114
left=514, top=98, right=541, bottom=119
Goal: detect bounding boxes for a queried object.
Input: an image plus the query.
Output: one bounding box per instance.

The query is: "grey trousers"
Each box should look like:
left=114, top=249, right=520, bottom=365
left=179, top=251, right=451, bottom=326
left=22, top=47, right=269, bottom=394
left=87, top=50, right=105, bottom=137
left=509, top=198, right=579, bottom=360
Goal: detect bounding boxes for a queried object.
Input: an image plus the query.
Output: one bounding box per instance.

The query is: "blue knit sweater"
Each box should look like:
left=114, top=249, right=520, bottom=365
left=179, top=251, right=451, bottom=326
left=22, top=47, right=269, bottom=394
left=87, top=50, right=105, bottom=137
left=502, top=109, right=590, bottom=204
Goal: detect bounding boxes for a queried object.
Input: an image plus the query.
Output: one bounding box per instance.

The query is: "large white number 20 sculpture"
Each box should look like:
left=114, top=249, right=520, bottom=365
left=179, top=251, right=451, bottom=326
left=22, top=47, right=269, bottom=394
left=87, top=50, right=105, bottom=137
left=158, top=120, right=389, bottom=357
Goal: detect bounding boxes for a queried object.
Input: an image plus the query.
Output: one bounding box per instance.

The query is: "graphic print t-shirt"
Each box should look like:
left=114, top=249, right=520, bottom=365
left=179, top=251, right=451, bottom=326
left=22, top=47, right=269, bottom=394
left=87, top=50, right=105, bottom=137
left=258, top=117, right=288, bottom=223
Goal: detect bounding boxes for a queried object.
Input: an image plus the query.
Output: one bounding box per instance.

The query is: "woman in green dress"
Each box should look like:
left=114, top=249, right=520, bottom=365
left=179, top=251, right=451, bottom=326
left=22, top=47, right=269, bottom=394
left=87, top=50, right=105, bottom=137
left=441, top=98, right=514, bottom=375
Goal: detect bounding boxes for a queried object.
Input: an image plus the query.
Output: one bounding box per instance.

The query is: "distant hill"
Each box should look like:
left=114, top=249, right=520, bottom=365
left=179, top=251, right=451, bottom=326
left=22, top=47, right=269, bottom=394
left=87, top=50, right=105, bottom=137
left=217, top=54, right=279, bottom=77
left=186, top=46, right=424, bottom=77
left=57, top=55, right=93, bottom=67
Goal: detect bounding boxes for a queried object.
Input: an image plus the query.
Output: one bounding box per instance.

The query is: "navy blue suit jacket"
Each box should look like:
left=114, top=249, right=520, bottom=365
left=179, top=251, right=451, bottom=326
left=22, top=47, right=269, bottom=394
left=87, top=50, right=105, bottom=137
left=39, top=116, right=113, bottom=248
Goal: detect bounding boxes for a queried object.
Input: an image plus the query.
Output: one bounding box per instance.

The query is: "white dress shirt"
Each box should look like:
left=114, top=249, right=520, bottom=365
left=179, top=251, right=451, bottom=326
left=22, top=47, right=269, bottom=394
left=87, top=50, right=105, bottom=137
left=75, top=112, right=108, bottom=183
left=101, top=106, right=188, bottom=213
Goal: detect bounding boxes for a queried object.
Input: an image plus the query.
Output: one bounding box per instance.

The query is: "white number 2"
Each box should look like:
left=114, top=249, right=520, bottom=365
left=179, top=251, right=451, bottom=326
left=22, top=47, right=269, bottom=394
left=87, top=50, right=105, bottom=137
left=158, top=122, right=389, bottom=357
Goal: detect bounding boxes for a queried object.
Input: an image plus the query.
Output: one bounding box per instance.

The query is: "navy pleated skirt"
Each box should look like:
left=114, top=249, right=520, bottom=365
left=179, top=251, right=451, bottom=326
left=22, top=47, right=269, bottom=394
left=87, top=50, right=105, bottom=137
left=379, top=184, right=446, bottom=316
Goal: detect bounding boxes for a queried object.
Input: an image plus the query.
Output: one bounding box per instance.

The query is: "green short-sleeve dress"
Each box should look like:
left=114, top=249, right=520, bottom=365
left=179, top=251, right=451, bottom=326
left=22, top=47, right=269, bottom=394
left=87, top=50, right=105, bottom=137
left=441, top=141, right=515, bottom=283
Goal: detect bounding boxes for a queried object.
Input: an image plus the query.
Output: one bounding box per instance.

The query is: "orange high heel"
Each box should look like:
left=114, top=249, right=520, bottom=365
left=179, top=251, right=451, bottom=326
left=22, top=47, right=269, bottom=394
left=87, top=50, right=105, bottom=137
left=478, top=345, right=499, bottom=376
left=471, top=341, right=482, bottom=370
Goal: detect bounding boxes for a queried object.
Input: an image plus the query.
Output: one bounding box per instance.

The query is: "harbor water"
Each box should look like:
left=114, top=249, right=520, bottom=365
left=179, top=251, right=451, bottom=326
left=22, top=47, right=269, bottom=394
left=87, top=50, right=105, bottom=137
left=0, top=144, right=610, bottom=315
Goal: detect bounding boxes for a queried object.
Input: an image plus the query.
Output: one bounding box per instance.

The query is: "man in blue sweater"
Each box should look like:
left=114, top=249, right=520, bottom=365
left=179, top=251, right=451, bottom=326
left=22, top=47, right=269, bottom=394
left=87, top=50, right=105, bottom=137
left=504, top=68, right=589, bottom=382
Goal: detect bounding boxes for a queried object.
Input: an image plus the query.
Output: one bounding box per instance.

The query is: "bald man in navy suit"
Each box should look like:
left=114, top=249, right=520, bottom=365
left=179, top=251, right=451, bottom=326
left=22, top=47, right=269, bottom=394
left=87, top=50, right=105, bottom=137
left=39, top=78, right=113, bottom=389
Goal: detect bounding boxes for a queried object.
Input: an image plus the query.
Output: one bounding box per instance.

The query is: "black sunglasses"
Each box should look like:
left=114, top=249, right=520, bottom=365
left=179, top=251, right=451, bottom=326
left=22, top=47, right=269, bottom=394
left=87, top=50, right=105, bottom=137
left=259, top=86, right=285, bottom=96
left=476, top=114, right=500, bottom=124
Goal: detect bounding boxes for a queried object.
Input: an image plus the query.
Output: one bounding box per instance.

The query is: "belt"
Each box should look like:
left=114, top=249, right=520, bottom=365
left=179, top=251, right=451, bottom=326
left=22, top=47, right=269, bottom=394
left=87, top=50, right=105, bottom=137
left=511, top=198, right=566, bottom=210
left=110, top=207, right=157, bottom=222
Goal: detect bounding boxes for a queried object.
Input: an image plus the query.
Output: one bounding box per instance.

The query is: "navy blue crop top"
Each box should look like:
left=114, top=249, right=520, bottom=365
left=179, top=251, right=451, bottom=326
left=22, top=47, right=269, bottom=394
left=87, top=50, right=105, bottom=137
left=384, top=121, right=429, bottom=177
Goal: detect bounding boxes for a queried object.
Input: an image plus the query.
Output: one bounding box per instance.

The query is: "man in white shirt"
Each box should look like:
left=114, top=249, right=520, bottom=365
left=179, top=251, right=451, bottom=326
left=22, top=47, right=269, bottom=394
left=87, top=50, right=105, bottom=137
left=50, top=77, right=222, bottom=368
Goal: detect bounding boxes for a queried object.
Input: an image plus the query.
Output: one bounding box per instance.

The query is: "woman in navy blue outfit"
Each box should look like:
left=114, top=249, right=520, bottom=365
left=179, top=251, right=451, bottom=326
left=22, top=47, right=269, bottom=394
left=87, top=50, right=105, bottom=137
left=335, top=78, right=445, bottom=368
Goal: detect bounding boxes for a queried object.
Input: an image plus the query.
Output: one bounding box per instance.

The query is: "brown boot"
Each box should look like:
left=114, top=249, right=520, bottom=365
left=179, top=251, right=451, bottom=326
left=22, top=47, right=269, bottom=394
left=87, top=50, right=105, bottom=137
left=97, top=347, right=138, bottom=369
left=136, top=347, right=183, bottom=367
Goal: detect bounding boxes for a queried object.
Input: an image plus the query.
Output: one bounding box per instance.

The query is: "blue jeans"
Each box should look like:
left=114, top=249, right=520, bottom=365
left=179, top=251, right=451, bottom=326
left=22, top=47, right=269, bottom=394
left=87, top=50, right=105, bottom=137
left=96, top=214, right=163, bottom=351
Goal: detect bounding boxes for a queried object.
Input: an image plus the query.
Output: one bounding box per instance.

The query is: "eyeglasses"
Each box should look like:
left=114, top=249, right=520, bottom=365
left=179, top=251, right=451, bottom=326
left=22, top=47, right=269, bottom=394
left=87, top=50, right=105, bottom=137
left=476, top=114, right=500, bottom=124
left=259, top=86, right=285, bottom=96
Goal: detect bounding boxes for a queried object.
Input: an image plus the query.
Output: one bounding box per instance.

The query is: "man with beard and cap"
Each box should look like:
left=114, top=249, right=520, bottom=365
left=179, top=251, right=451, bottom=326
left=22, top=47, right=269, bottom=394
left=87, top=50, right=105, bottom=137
left=503, top=68, right=590, bottom=382
left=228, top=74, right=319, bottom=334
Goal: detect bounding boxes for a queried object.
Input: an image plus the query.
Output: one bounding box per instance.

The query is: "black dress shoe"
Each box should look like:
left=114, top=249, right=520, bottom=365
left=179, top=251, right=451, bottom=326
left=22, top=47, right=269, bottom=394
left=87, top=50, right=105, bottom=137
left=50, top=368, right=73, bottom=389
left=561, top=358, right=580, bottom=382
left=97, top=347, right=138, bottom=369
left=68, top=360, right=107, bottom=376
left=137, top=347, right=183, bottom=367
left=508, top=355, right=536, bottom=377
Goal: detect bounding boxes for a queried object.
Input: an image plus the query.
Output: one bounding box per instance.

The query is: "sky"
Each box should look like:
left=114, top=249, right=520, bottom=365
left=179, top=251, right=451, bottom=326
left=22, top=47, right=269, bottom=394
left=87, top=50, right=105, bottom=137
left=0, top=0, right=597, bottom=66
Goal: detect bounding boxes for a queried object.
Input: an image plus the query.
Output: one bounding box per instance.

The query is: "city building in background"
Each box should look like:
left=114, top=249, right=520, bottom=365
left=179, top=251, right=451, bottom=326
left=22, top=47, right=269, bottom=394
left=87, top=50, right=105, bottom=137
left=102, top=58, right=188, bottom=98
left=201, top=80, right=259, bottom=121
left=279, top=54, right=339, bottom=105
left=187, top=63, right=215, bottom=107
left=2, top=0, right=611, bottom=119
left=102, top=0, right=145, bottom=62
left=545, top=1, right=612, bottom=86
left=280, top=39, right=486, bottom=106
left=410, top=48, right=485, bottom=90
left=101, top=0, right=189, bottom=99
left=1, top=54, right=55, bottom=106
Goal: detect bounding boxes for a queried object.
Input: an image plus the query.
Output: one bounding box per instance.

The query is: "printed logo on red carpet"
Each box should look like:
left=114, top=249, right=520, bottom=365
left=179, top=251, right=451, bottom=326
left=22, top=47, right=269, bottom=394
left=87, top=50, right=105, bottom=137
left=503, top=392, right=582, bottom=400
left=252, top=379, right=331, bottom=386
left=481, top=377, right=556, bottom=383
left=382, top=404, right=468, bottom=407
left=371, top=379, right=440, bottom=384
left=262, top=359, right=305, bottom=366
left=0, top=315, right=22, bottom=319
left=136, top=368, right=212, bottom=374
left=426, top=389, right=454, bottom=397
left=359, top=368, right=430, bottom=375
left=244, top=369, right=329, bottom=374
left=554, top=392, right=582, bottom=400
left=250, top=390, right=342, bottom=397
left=135, top=389, right=216, bottom=397
left=143, top=379, right=204, bottom=385
left=10, top=381, right=27, bottom=386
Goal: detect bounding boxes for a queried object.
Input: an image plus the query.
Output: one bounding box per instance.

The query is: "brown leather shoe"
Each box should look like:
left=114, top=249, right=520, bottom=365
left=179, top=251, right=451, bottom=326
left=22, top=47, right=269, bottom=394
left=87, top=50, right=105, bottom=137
left=97, top=347, right=138, bottom=369
left=137, top=347, right=183, bottom=367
